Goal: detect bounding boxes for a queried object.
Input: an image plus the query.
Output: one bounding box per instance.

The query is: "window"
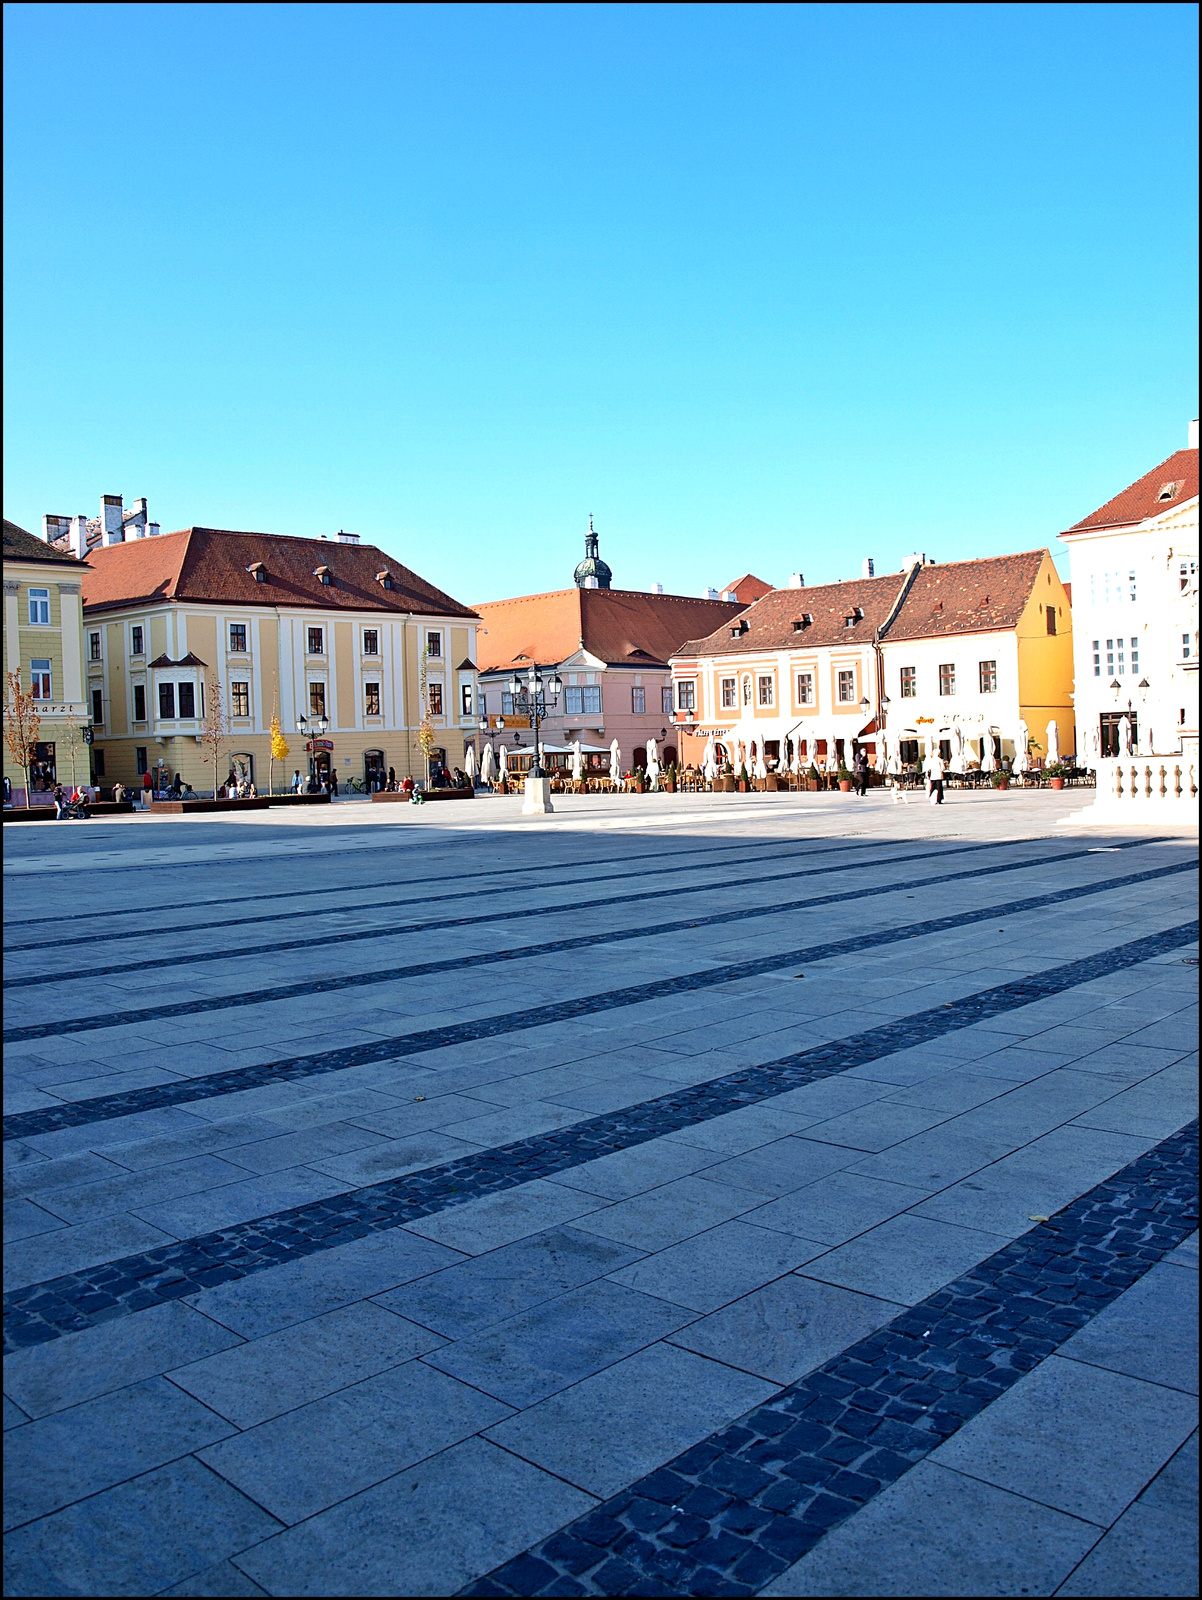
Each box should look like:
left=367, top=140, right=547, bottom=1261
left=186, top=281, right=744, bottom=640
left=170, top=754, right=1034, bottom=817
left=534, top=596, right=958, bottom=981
left=1128, top=570, right=1136, bottom=604
left=131, top=625, right=144, bottom=656
left=1092, top=640, right=1100, bottom=678
left=158, top=682, right=176, bottom=719
left=900, top=666, right=916, bottom=698
left=1117, top=638, right=1125, bottom=676
left=632, top=686, right=646, bottom=714
left=365, top=682, right=381, bottom=716
left=1130, top=638, right=1139, bottom=675
left=91, top=688, right=104, bottom=725
left=1106, top=639, right=1114, bottom=675
left=309, top=682, right=326, bottom=717
left=1180, top=560, right=1197, bottom=592
left=89, top=631, right=102, bottom=661
left=938, top=663, right=955, bottom=696
left=307, top=627, right=324, bottom=655
left=428, top=682, right=443, bottom=716
left=426, top=632, right=441, bottom=658
left=27, top=588, right=50, bottom=626
left=133, top=684, right=146, bottom=721
left=582, top=685, right=601, bottom=714
left=979, top=660, right=997, bottom=694
left=662, top=687, right=674, bottom=716
left=1046, top=606, right=1057, bottom=636
left=758, top=675, right=775, bottom=707
left=362, top=629, right=379, bottom=656
left=460, top=682, right=472, bottom=717
left=565, top=686, right=583, bottom=714
left=677, top=680, right=696, bottom=712
left=229, top=623, right=247, bottom=653
left=501, top=692, right=515, bottom=715
left=135, top=747, right=148, bottom=775
left=1157, top=481, right=1180, bottom=502
left=837, top=669, right=855, bottom=703
left=796, top=672, right=814, bottom=705
left=741, top=676, right=752, bottom=705
left=721, top=677, right=736, bottom=709
left=93, top=750, right=105, bottom=777
left=1184, top=634, right=1193, bottom=661
left=178, top=682, right=196, bottom=719
left=231, top=682, right=250, bottom=717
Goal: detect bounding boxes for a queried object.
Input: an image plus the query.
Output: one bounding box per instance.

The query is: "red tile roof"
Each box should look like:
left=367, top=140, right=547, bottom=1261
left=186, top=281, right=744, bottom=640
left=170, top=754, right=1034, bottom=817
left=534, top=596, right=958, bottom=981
left=473, top=588, right=747, bottom=672
left=81, top=528, right=477, bottom=618
left=675, top=552, right=1053, bottom=657
left=1062, top=448, right=1199, bottom=535
left=3, top=519, right=88, bottom=568
left=722, top=573, right=772, bottom=602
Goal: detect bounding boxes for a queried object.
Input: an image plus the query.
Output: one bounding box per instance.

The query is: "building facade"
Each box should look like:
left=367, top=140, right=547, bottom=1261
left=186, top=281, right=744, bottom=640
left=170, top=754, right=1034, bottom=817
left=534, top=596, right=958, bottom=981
left=475, top=528, right=747, bottom=773
left=77, top=525, right=479, bottom=791
left=3, top=520, right=90, bottom=804
left=1059, top=426, right=1199, bottom=761
left=671, top=550, right=1074, bottom=771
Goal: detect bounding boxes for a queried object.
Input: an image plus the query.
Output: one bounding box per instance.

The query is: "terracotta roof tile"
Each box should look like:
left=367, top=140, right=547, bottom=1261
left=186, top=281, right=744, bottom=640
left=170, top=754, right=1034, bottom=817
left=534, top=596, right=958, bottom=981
left=674, top=572, right=907, bottom=657
left=884, top=552, right=1047, bottom=641
left=80, top=528, right=477, bottom=618
left=1063, top=448, right=1199, bottom=535
left=3, top=519, right=88, bottom=568
left=722, top=573, right=773, bottom=602
left=473, top=588, right=747, bottom=672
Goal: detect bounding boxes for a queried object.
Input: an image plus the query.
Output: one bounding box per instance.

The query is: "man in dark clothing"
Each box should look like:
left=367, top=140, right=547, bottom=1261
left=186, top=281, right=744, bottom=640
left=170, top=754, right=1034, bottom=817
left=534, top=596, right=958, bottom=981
left=853, top=747, right=869, bottom=797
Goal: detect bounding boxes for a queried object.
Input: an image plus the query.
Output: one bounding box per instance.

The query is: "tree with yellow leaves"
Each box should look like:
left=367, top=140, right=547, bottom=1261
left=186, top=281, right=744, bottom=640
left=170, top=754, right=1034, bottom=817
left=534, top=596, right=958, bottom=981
left=268, top=694, right=288, bottom=796
left=4, top=671, right=41, bottom=806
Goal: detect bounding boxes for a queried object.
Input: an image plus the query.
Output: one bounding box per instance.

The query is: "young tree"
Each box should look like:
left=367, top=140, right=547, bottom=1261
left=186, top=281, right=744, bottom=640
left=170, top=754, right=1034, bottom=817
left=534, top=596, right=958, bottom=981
left=417, top=646, right=436, bottom=783
left=4, top=671, right=41, bottom=806
left=268, top=693, right=288, bottom=796
left=200, top=680, right=227, bottom=798
left=63, top=710, right=82, bottom=790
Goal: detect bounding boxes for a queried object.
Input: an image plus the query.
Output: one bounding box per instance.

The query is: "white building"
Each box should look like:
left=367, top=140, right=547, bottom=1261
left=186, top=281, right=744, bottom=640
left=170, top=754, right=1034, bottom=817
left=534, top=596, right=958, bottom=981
left=1059, top=423, right=1199, bottom=761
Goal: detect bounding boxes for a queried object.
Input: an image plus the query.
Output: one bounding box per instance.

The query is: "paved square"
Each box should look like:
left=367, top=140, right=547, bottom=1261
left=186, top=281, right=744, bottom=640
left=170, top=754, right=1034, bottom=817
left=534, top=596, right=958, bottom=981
left=3, top=789, right=1197, bottom=1596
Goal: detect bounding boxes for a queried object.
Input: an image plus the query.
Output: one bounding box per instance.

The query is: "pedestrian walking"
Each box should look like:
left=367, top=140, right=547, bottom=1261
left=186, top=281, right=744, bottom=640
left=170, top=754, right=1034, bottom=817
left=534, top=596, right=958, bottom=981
left=853, top=747, right=869, bottom=797
left=927, top=749, right=946, bottom=805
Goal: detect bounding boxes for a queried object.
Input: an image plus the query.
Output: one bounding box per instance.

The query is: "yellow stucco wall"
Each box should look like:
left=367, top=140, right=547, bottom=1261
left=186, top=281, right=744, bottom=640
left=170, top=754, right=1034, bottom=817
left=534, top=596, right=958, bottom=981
left=1016, top=551, right=1076, bottom=759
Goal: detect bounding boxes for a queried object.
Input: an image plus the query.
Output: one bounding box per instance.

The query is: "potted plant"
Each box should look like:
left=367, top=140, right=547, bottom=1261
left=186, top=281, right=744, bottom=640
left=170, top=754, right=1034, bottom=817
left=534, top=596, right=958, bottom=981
left=719, top=761, right=736, bottom=793
left=663, top=762, right=677, bottom=793
left=1045, top=761, right=1067, bottom=791
left=629, top=769, right=645, bottom=794
left=736, top=763, right=750, bottom=793
left=837, top=764, right=852, bottom=793
left=991, top=770, right=1010, bottom=791
left=765, top=769, right=780, bottom=792
left=805, top=762, right=820, bottom=793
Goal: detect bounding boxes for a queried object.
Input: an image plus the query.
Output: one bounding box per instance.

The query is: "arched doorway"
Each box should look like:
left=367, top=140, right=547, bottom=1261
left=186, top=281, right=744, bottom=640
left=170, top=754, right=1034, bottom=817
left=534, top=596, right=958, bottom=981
left=364, top=749, right=385, bottom=791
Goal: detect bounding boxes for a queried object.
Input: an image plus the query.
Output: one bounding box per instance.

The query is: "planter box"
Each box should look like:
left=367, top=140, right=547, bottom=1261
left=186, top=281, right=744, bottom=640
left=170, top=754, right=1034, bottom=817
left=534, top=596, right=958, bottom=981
left=416, top=788, right=474, bottom=801
left=149, top=797, right=273, bottom=814
left=765, top=775, right=780, bottom=792
left=4, top=801, right=136, bottom=822
left=720, top=777, right=737, bottom=792
left=269, top=793, right=333, bottom=806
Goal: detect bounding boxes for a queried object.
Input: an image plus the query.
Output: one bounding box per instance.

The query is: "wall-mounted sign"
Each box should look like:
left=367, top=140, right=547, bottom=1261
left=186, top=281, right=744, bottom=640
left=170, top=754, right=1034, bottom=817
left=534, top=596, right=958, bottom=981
left=305, top=739, right=335, bottom=751
left=490, top=715, right=530, bottom=730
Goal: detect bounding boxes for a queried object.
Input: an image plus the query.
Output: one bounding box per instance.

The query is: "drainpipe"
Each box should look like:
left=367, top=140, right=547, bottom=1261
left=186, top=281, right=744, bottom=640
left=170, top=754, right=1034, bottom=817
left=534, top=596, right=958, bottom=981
left=872, top=561, right=923, bottom=749
left=402, top=612, right=413, bottom=781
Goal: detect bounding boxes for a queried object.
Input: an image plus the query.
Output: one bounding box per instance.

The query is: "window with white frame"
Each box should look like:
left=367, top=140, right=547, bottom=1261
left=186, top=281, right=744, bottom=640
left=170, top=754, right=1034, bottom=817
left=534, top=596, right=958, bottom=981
left=365, top=681, right=381, bottom=716
left=309, top=681, right=326, bottom=716
left=796, top=671, right=813, bottom=705
left=426, top=631, right=441, bottom=658
left=89, top=631, right=102, bottom=661
left=30, top=660, right=52, bottom=699
left=938, top=663, right=955, bottom=696
left=1184, top=633, right=1193, bottom=661
left=307, top=627, right=324, bottom=656
left=1106, top=639, right=1114, bottom=676
left=501, top=691, right=515, bottom=714
left=900, top=666, right=916, bottom=698
left=231, top=682, right=250, bottom=717
left=632, top=686, right=645, bottom=714
left=837, top=669, right=855, bottom=703
left=721, top=677, right=736, bottom=708
left=133, top=684, right=146, bottom=721
left=27, top=588, right=50, bottom=626
left=1130, top=637, right=1139, bottom=675
left=229, top=623, right=247, bottom=653
left=979, top=660, right=997, bottom=694
left=1180, top=560, right=1197, bottom=592
left=1092, top=640, right=1100, bottom=677
left=677, top=680, right=695, bottom=712
left=91, top=688, right=104, bottom=725
left=131, top=625, right=144, bottom=656
left=1117, top=638, right=1125, bottom=675
left=428, top=682, right=443, bottom=716
left=177, top=682, right=196, bottom=718
left=662, top=686, right=674, bottom=715
left=460, top=682, right=472, bottom=717
left=158, top=682, right=175, bottom=719
left=758, top=675, right=774, bottom=707
left=362, top=628, right=379, bottom=655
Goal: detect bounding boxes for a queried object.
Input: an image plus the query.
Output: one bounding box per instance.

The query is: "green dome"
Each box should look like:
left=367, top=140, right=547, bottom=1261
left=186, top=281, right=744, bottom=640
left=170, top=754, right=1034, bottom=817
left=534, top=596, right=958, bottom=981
left=574, top=518, right=612, bottom=589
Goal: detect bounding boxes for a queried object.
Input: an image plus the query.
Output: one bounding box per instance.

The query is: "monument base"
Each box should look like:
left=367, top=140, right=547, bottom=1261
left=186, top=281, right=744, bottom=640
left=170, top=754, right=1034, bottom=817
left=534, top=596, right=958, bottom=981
left=522, top=776, right=554, bottom=815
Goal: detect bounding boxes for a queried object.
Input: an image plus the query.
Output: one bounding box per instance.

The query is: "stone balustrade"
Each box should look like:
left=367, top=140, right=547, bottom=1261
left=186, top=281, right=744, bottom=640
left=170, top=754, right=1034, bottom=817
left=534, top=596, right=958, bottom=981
left=1102, top=756, right=1197, bottom=807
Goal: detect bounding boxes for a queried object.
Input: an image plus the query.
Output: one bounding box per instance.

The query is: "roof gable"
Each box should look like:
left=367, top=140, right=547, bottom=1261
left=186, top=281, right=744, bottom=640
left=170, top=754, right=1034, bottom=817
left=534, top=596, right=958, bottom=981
left=473, top=588, right=746, bottom=672
left=674, top=572, right=907, bottom=657
left=1062, top=448, right=1199, bottom=536
left=3, top=519, right=88, bottom=568
left=722, top=573, right=772, bottom=601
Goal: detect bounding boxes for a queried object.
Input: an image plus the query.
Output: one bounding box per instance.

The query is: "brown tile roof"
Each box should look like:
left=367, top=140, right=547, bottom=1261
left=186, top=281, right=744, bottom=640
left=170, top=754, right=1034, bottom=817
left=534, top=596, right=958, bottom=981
left=883, top=551, right=1047, bottom=642
left=1062, top=448, right=1199, bottom=535
left=674, top=571, right=908, bottom=657
left=674, top=551, right=1052, bottom=657
left=80, top=528, right=477, bottom=618
left=3, top=519, right=87, bottom=568
left=473, top=588, right=747, bottom=672
left=722, top=573, right=773, bottom=602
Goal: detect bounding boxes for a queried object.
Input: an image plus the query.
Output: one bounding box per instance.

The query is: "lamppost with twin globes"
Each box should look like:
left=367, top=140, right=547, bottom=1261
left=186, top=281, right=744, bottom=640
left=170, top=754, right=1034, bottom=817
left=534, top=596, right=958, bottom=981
left=501, top=663, right=562, bottom=813
left=296, top=710, right=330, bottom=792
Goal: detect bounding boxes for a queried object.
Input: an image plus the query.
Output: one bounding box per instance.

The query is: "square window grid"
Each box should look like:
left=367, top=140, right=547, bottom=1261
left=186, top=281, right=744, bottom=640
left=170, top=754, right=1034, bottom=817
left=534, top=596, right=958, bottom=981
left=428, top=683, right=443, bottom=715
left=229, top=624, right=247, bottom=653
left=363, top=629, right=379, bottom=656
left=721, top=677, right=736, bottom=709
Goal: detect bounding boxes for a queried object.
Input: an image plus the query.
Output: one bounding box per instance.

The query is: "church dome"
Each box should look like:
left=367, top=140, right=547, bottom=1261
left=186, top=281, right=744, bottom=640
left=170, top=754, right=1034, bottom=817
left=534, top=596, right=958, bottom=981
left=573, top=516, right=612, bottom=589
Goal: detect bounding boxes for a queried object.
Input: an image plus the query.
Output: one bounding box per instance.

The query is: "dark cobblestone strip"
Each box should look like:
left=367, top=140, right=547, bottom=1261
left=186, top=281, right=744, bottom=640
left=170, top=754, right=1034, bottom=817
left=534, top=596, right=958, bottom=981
left=3, top=855, right=1193, bottom=1138
left=464, top=1120, right=1201, bottom=1598
left=4, top=919, right=1193, bottom=1351
left=2, top=838, right=1097, bottom=996
left=4, top=843, right=1186, bottom=1052
left=3, top=834, right=922, bottom=951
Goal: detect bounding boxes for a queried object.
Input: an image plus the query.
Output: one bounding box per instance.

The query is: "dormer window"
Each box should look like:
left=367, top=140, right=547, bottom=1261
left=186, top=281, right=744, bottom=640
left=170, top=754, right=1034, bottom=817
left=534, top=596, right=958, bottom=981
left=376, top=570, right=394, bottom=591
left=792, top=614, right=813, bottom=632
left=246, top=561, right=267, bottom=582
left=729, top=619, right=750, bottom=638
left=1157, top=481, right=1181, bottom=502
left=313, top=565, right=332, bottom=586
left=844, top=607, right=863, bottom=627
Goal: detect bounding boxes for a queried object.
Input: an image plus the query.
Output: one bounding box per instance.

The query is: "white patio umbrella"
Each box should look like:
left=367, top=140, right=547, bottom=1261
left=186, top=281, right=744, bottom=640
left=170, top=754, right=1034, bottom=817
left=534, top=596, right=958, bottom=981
left=498, top=744, right=509, bottom=782
left=571, top=739, right=584, bottom=782
left=949, top=722, right=966, bottom=775
left=1046, top=720, right=1060, bottom=763
left=980, top=737, right=995, bottom=776
left=464, top=744, right=477, bottom=782
left=1120, top=714, right=1133, bottom=756
left=876, top=731, right=890, bottom=772
left=824, top=738, right=839, bottom=774
left=609, top=737, right=621, bottom=777
left=479, top=743, right=495, bottom=784
left=754, top=744, right=768, bottom=780
left=1014, top=719, right=1030, bottom=775
left=645, top=737, right=660, bottom=788
left=702, top=735, right=718, bottom=783
left=1087, top=723, right=1101, bottom=769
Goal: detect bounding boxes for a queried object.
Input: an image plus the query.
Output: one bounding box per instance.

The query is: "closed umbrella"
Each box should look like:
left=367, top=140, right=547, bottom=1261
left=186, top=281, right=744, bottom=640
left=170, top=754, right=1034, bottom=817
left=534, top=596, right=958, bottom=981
left=754, top=744, right=768, bottom=780
left=1087, top=723, right=1101, bottom=769
left=877, top=731, right=890, bottom=772
left=609, top=737, right=621, bottom=779
left=1120, top=714, right=1133, bottom=756
left=702, top=735, right=718, bottom=783
left=480, top=743, right=495, bottom=784
left=464, top=744, right=477, bottom=782
left=571, top=739, right=584, bottom=782
left=1046, top=720, right=1059, bottom=763
left=949, top=722, right=965, bottom=775
left=824, top=739, right=839, bottom=774
left=980, top=737, right=995, bottom=776
left=646, top=738, right=660, bottom=789
left=498, top=744, right=509, bottom=782
left=1014, top=720, right=1030, bottom=775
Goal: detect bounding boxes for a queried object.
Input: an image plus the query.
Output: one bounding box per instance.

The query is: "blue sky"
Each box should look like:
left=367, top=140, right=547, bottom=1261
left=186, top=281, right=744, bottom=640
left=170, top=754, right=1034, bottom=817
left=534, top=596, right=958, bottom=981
left=4, top=3, right=1197, bottom=602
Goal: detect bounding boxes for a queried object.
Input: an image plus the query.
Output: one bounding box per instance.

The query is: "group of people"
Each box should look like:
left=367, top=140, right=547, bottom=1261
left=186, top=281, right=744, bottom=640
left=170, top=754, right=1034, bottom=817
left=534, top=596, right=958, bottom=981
left=290, top=768, right=338, bottom=796
left=51, top=782, right=94, bottom=819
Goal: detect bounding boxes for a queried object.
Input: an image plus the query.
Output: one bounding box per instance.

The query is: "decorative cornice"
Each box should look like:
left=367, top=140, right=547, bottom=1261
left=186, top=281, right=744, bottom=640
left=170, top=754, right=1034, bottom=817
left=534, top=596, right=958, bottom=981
left=56, top=583, right=82, bottom=596
left=2, top=581, right=19, bottom=596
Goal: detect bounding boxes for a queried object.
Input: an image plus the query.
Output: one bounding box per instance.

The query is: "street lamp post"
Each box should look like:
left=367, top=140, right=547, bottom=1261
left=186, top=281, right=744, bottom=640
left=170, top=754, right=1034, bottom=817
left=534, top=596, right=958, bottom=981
left=506, top=664, right=562, bottom=813
left=296, top=710, right=330, bottom=791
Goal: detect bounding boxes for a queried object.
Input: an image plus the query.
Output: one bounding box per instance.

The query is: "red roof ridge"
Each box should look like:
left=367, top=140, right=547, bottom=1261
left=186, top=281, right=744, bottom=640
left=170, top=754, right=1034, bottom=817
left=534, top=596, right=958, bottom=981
left=1062, top=448, right=1199, bottom=536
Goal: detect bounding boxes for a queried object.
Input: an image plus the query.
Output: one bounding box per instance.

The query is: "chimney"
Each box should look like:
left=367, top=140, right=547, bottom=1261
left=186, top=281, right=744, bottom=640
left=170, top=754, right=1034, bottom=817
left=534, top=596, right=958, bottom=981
left=71, top=515, right=89, bottom=559
left=787, top=573, right=804, bottom=589
left=337, top=530, right=360, bottom=545
left=720, top=589, right=738, bottom=602
left=651, top=582, right=664, bottom=594
left=862, top=558, right=874, bottom=579
left=102, top=494, right=124, bottom=545
left=1190, top=419, right=1199, bottom=449
left=126, top=497, right=149, bottom=539
left=901, top=553, right=932, bottom=571
left=703, top=587, right=720, bottom=600
left=147, top=522, right=161, bottom=538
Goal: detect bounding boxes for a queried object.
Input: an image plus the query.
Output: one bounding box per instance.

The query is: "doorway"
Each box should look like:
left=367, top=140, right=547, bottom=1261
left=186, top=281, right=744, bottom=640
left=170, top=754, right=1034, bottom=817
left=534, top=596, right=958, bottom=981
left=1099, top=713, right=1137, bottom=758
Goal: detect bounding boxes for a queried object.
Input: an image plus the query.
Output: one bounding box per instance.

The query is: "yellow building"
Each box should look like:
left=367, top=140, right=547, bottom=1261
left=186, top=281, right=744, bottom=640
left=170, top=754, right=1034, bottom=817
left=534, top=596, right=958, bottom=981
left=78, top=525, right=479, bottom=793
left=3, top=519, right=90, bottom=804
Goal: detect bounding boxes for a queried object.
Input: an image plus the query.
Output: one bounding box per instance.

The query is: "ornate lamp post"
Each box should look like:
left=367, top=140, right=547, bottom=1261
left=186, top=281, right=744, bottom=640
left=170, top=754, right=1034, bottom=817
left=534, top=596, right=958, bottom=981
left=296, top=709, right=330, bottom=789
left=506, top=664, right=562, bottom=813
